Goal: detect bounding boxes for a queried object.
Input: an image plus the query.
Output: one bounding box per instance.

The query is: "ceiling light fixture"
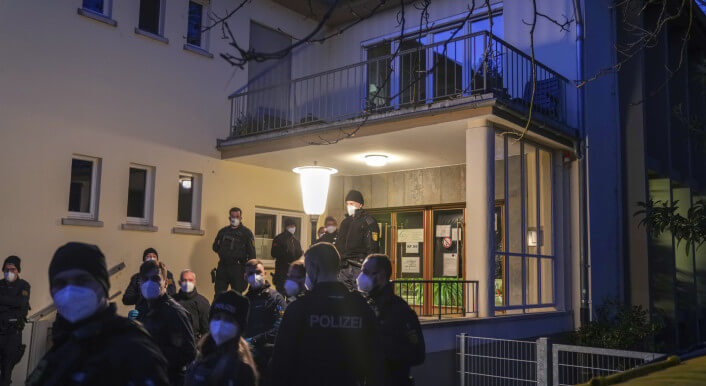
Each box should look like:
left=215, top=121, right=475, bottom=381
left=364, top=154, right=388, bottom=167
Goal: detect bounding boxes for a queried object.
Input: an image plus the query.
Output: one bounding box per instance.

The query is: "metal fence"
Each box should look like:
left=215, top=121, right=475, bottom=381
left=393, top=279, right=478, bottom=320
left=229, top=30, right=570, bottom=138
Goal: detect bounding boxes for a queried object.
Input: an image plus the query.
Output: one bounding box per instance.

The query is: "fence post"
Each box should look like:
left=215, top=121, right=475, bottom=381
left=536, top=337, right=551, bottom=386
left=459, top=333, right=466, bottom=386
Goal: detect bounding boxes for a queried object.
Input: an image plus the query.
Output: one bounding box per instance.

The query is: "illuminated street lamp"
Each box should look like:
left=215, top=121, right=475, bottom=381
left=293, top=164, right=337, bottom=245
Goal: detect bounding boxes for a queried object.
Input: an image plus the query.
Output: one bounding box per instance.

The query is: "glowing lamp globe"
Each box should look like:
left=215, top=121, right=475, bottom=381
left=292, top=166, right=337, bottom=215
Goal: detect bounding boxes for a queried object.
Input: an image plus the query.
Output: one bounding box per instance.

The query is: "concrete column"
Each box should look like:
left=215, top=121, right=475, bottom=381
left=465, top=121, right=494, bottom=318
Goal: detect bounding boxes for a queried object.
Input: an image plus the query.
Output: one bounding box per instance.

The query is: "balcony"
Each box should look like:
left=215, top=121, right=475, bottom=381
left=225, top=31, right=573, bottom=143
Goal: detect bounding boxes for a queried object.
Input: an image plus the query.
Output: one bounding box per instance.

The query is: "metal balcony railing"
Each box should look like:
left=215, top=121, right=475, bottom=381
left=229, top=31, right=570, bottom=138
left=392, top=279, right=479, bottom=320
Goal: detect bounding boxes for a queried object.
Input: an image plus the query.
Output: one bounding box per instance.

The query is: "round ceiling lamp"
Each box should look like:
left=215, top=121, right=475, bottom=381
left=364, top=154, right=388, bottom=167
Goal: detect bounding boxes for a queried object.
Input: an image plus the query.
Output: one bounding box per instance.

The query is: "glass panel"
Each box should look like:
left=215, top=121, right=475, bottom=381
left=281, top=216, right=302, bottom=244
left=432, top=209, right=463, bottom=278
left=366, top=42, right=392, bottom=110
left=177, top=175, right=194, bottom=223
left=672, top=182, right=696, bottom=347
left=187, top=1, right=203, bottom=47
left=399, top=38, right=426, bottom=104
left=539, top=150, right=553, bottom=255
left=525, top=257, right=538, bottom=304
left=396, top=212, right=424, bottom=279
left=508, top=255, right=523, bottom=306
left=254, top=213, right=276, bottom=261
left=494, top=254, right=506, bottom=307
left=507, top=140, right=522, bottom=253
left=694, top=194, right=706, bottom=320
left=541, top=258, right=553, bottom=304
left=138, top=0, right=161, bottom=34
left=127, top=168, right=147, bottom=218
left=69, top=159, right=93, bottom=213
left=525, top=144, right=538, bottom=255
left=83, top=0, right=104, bottom=13
left=371, top=212, right=392, bottom=258
left=432, top=29, right=464, bottom=100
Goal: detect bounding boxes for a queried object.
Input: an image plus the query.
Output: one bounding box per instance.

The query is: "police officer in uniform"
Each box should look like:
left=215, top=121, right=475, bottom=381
left=122, top=247, right=176, bottom=320
left=283, top=260, right=307, bottom=304
left=358, top=254, right=425, bottom=386
left=335, top=190, right=381, bottom=291
left=316, top=216, right=339, bottom=244
left=0, top=256, right=30, bottom=386
left=271, top=218, right=303, bottom=294
left=27, top=242, right=169, bottom=386
left=269, top=243, right=383, bottom=386
left=212, top=207, right=256, bottom=294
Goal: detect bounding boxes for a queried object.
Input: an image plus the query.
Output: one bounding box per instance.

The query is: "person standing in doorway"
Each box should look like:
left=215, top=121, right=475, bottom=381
left=212, top=207, right=256, bottom=295
left=0, top=256, right=30, bottom=386
left=335, top=190, right=381, bottom=291
left=271, top=218, right=303, bottom=294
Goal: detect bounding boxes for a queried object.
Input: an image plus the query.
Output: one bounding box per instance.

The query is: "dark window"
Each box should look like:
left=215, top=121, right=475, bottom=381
left=69, top=159, right=94, bottom=213
left=187, top=2, right=203, bottom=47
left=127, top=168, right=147, bottom=218
left=82, top=0, right=104, bottom=14
left=139, top=0, right=161, bottom=35
left=177, top=175, right=194, bottom=223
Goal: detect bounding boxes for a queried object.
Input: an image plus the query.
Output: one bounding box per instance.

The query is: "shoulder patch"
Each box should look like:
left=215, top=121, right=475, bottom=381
left=22, top=290, right=29, bottom=297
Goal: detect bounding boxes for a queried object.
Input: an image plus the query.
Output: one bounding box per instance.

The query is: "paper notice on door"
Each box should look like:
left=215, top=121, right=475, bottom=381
left=436, top=225, right=451, bottom=238
left=405, top=243, right=419, bottom=254
left=397, top=228, right=424, bottom=243
left=401, top=257, right=420, bottom=274
left=443, top=253, right=459, bottom=276
left=451, top=228, right=462, bottom=241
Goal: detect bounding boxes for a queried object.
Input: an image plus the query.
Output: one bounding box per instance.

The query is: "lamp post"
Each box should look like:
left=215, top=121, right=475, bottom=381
left=292, top=164, right=337, bottom=246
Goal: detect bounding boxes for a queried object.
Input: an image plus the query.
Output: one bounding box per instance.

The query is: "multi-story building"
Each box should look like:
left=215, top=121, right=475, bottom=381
left=1, top=0, right=704, bottom=382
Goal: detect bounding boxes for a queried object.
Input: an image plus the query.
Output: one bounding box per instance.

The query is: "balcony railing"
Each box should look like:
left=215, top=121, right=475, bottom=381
left=392, top=279, right=479, bottom=320
left=229, top=31, right=570, bottom=138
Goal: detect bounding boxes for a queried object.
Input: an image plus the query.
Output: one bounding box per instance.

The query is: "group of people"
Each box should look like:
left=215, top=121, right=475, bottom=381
left=0, top=189, right=426, bottom=385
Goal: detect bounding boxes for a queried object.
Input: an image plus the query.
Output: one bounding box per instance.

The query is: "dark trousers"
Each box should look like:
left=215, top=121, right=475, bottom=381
left=214, top=262, right=246, bottom=295
left=272, top=264, right=288, bottom=294
left=0, top=333, right=22, bottom=386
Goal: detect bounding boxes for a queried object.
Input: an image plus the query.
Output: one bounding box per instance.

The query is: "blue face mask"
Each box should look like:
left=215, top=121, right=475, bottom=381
left=140, top=280, right=161, bottom=300
left=210, top=320, right=239, bottom=345
left=53, top=285, right=100, bottom=323
left=356, top=273, right=375, bottom=293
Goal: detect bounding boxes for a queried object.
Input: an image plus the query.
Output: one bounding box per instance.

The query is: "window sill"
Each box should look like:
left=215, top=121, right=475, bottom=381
left=77, top=8, right=117, bottom=27
left=183, top=44, right=214, bottom=58
left=61, top=218, right=104, bottom=227
left=172, top=227, right=205, bottom=236
left=134, top=28, right=169, bottom=44
left=121, top=223, right=158, bottom=232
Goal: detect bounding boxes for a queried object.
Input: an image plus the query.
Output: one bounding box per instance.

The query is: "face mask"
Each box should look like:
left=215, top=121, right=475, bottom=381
left=180, top=281, right=195, bottom=293
left=54, top=285, right=100, bottom=323
left=356, top=273, right=375, bottom=293
left=4, top=272, right=17, bottom=282
left=141, top=280, right=162, bottom=300
left=326, top=226, right=336, bottom=233
left=305, top=274, right=313, bottom=290
left=347, top=205, right=357, bottom=216
left=248, top=274, right=264, bottom=289
left=284, top=280, right=300, bottom=297
left=144, top=257, right=157, bottom=262
left=210, top=320, right=239, bottom=346
left=230, top=218, right=240, bottom=227
left=287, top=226, right=296, bottom=235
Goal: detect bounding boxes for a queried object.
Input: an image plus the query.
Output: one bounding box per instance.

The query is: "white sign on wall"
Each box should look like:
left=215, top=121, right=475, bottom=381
left=401, top=257, right=420, bottom=274
left=436, top=225, right=451, bottom=238
left=405, top=243, right=419, bottom=254
left=443, top=253, right=458, bottom=277
left=397, top=228, right=424, bottom=243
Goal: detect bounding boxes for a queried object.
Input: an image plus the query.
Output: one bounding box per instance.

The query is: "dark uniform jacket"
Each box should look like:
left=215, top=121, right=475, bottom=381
left=244, top=282, right=286, bottom=346
left=27, top=303, right=169, bottom=386
left=271, top=231, right=302, bottom=282
left=141, top=294, right=196, bottom=384
left=174, top=289, right=210, bottom=341
left=335, top=209, right=380, bottom=262
left=0, top=278, right=30, bottom=334
left=286, top=289, right=307, bottom=305
left=370, top=283, right=426, bottom=385
left=212, top=225, right=256, bottom=265
left=316, top=230, right=339, bottom=245
left=122, top=270, right=176, bottom=320
left=269, top=281, right=383, bottom=386
left=185, top=337, right=256, bottom=386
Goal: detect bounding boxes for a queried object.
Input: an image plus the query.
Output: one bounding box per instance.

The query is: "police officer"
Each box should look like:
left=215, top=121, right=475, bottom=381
left=0, top=256, right=30, bottom=386
left=139, top=259, right=196, bottom=386
left=122, top=247, right=176, bottom=320
left=212, top=207, right=256, bottom=294
left=269, top=243, right=383, bottom=386
left=243, top=259, right=286, bottom=381
left=283, top=260, right=306, bottom=304
left=335, top=190, right=381, bottom=291
left=27, top=242, right=169, bottom=386
left=316, top=216, right=339, bottom=244
left=271, top=218, right=303, bottom=294
left=358, top=254, right=425, bottom=386
left=174, top=269, right=211, bottom=341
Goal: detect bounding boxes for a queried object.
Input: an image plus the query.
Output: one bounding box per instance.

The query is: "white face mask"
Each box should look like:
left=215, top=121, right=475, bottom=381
left=347, top=205, right=357, bottom=216
left=248, top=274, right=265, bottom=289
left=180, top=281, right=195, bottom=293
left=140, top=280, right=162, bottom=300
left=284, top=280, right=300, bottom=297
left=356, top=273, right=375, bottom=293
left=305, top=274, right=313, bottom=290
left=144, top=257, right=157, bottom=262
left=4, top=272, right=17, bottom=282
left=230, top=218, right=240, bottom=227
left=210, top=320, right=239, bottom=346
left=326, top=226, right=336, bottom=233
left=287, top=226, right=296, bottom=235
left=54, top=285, right=100, bottom=323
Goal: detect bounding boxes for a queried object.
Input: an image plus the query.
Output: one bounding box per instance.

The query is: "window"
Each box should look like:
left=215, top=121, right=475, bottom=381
left=139, top=0, right=164, bottom=35
left=126, top=165, right=155, bottom=225
left=176, top=172, right=202, bottom=228
left=253, top=208, right=308, bottom=263
left=494, top=133, right=555, bottom=314
left=68, top=155, right=101, bottom=219
left=187, top=1, right=204, bottom=47
left=82, top=0, right=111, bottom=16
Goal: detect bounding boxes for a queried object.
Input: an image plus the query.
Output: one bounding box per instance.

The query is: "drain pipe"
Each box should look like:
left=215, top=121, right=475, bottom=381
left=573, top=0, right=591, bottom=326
